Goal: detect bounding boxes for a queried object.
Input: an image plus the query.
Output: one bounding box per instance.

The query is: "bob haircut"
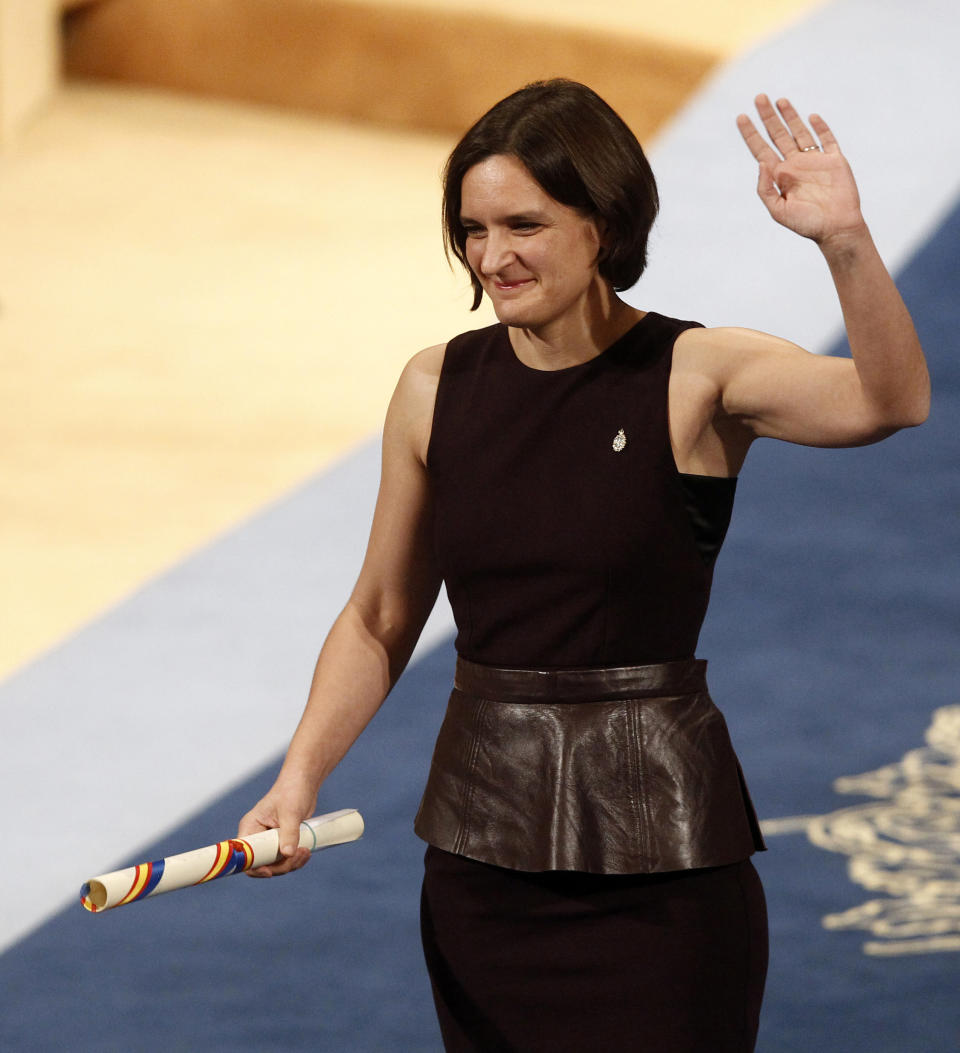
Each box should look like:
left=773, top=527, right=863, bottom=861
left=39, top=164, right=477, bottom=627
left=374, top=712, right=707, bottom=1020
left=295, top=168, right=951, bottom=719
left=442, top=79, right=659, bottom=310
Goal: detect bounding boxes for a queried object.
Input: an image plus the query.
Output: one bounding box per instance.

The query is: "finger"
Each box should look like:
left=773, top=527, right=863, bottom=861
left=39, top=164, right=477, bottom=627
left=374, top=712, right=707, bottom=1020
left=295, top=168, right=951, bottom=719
left=237, top=812, right=268, bottom=838
left=756, top=160, right=782, bottom=215
left=271, top=847, right=312, bottom=875
left=277, top=810, right=304, bottom=861
left=775, top=97, right=819, bottom=152
left=246, top=847, right=311, bottom=879
left=736, top=113, right=779, bottom=165
left=809, top=113, right=840, bottom=153
left=245, top=865, right=274, bottom=879
left=754, top=93, right=798, bottom=157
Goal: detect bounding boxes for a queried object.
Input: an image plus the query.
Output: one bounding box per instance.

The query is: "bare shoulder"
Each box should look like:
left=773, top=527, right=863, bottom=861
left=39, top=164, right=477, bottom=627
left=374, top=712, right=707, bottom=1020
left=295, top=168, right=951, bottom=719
left=672, top=324, right=815, bottom=423
left=668, top=326, right=810, bottom=474
left=675, top=325, right=889, bottom=448
left=406, top=341, right=448, bottom=377
left=386, top=343, right=448, bottom=466
left=674, top=325, right=809, bottom=381
left=393, top=343, right=446, bottom=417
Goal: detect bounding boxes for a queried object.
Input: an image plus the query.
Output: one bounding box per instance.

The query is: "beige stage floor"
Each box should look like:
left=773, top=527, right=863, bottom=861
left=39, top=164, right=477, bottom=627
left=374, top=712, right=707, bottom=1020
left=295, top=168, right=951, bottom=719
left=1, top=0, right=820, bottom=679
left=363, top=0, right=822, bottom=52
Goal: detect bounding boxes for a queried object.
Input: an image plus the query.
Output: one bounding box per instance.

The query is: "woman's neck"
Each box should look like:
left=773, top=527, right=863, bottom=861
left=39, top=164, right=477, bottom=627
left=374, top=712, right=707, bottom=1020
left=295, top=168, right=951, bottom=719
left=508, top=288, right=645, bottom=371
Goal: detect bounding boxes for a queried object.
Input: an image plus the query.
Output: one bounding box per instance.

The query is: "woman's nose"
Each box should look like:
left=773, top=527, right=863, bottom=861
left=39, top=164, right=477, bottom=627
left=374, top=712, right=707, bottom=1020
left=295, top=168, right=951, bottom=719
left=480, top=231, right=516, bottom=275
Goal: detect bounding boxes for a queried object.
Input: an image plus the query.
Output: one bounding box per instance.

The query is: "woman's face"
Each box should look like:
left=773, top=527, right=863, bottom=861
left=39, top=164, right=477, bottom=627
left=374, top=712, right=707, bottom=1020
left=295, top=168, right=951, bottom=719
left=459, top=154, right=606, bottom=331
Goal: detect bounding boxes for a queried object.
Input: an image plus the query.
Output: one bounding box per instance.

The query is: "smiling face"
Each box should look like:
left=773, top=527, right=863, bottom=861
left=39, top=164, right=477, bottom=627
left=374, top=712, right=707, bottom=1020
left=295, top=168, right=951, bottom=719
left=459, top=154, right=607, bottom=334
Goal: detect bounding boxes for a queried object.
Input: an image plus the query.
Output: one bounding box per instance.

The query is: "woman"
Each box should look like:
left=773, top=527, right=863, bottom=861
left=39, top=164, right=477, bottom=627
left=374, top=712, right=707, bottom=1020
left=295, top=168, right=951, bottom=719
left=239, top=81, right=928, bottom=1050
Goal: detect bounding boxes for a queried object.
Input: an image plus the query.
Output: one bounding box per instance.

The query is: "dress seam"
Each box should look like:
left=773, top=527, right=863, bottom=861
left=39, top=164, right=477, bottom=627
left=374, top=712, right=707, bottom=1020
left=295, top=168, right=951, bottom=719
left=453, top=697, right=487, bottom=856
left=628, top=701, right=650, bottom=863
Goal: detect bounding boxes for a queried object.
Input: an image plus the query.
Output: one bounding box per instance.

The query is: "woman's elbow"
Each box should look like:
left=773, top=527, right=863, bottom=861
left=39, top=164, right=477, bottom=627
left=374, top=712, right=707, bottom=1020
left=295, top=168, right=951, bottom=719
left=888, top=386, right=931, bottom=430
left=864, top=395, right=930, bottom=438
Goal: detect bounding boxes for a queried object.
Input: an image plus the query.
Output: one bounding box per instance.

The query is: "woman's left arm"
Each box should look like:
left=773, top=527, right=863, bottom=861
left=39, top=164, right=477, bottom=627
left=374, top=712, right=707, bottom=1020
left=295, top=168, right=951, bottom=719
left=701, top=94, right=930, bottom=448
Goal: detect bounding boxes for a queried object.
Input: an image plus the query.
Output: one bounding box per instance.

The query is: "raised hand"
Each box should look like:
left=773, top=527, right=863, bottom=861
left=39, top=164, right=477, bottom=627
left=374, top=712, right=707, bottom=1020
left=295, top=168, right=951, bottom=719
left=736, top=95, right=865, bottom=247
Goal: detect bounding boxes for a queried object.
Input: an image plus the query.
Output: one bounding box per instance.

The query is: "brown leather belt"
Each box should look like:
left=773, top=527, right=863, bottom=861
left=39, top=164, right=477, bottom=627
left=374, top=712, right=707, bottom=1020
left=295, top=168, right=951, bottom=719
left=414, top=656, right=765, bottom=874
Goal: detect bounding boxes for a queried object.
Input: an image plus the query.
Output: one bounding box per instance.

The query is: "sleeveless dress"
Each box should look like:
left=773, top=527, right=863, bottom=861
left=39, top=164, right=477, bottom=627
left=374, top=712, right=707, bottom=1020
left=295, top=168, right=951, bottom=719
left=415, top=314, right=768, bottom=1052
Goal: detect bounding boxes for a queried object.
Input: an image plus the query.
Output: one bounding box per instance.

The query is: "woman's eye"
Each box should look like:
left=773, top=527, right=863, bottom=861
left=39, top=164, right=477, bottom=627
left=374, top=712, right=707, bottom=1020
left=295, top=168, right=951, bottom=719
left=463, top=227, right=486, bottom=239
left=512, top=222, right=540, bottom=233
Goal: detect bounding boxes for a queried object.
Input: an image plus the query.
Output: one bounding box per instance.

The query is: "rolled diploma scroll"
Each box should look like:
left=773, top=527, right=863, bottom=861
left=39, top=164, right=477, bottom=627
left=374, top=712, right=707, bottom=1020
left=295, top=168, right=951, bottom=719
left=80, top=808, right=364, bottom=913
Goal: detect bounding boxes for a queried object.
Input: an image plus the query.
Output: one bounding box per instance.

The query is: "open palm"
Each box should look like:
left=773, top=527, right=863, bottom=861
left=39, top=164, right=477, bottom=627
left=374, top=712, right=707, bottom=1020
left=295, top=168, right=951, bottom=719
left=737, top=95, right=865, bottom=246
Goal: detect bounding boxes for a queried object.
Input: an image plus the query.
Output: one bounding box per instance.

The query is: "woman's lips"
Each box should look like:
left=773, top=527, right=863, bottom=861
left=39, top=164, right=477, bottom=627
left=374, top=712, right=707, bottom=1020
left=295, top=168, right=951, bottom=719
left=493, top=278, right=533, bottom=291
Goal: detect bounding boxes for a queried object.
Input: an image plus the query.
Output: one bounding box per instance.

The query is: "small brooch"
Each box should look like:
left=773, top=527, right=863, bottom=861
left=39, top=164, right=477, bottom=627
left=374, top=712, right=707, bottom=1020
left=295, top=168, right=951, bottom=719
left=612, top=428, right=627, bottom=453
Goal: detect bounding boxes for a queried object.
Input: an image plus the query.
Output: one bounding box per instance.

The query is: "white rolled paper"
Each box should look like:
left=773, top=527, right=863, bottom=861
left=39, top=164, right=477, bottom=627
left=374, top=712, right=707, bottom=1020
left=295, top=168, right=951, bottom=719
left=80, top=808, right=364, bottom=912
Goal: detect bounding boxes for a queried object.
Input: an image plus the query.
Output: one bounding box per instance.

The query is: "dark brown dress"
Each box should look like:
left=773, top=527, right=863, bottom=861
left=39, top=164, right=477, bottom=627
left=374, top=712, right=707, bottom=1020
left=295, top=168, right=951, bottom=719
left=416, top=315, right=768, bottom=1051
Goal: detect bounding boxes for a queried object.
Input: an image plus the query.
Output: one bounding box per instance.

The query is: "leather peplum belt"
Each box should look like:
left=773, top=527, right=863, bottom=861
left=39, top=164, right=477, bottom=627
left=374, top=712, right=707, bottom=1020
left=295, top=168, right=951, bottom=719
left=414, top=656, right=765, bottom=874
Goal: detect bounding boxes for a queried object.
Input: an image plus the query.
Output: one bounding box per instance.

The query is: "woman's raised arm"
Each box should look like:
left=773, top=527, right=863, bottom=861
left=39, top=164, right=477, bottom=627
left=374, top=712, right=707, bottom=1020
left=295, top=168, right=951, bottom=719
left=677, top=95, right=929, bottom=460
left=238, top=344, right=445, bottom=876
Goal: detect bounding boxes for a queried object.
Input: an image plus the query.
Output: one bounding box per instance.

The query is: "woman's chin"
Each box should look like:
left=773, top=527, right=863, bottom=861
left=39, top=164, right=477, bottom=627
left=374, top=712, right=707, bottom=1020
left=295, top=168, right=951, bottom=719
left=490, top=299, right=545, bottom=329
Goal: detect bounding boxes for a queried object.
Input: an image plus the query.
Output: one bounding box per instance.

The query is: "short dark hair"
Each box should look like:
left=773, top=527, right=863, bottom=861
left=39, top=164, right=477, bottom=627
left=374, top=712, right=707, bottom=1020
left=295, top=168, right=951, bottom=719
left=442, top=79, right=659, bottom=310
